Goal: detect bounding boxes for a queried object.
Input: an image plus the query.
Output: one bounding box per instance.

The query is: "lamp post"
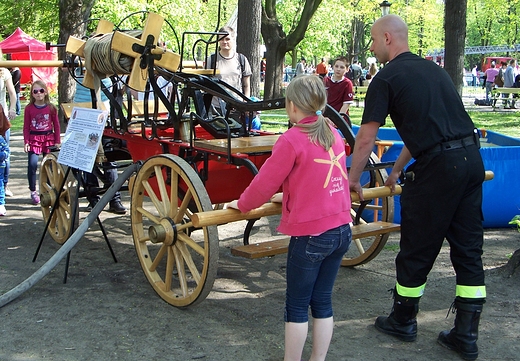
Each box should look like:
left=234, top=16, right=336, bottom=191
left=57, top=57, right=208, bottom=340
left=379, top=0, right=392, bottom=16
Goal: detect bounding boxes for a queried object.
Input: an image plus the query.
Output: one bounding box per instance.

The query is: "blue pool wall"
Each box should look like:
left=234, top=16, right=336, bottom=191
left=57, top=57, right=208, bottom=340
left=350, top=126, right=520, bottom=228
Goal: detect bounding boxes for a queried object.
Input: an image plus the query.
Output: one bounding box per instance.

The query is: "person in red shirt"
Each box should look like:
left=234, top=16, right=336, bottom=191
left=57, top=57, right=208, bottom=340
left=323, top=56, right=354, bottom=117
left=316, top=57, right=328, bottom=79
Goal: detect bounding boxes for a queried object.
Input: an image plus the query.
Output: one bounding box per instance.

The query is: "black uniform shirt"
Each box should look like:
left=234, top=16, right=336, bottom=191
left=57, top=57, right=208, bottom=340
left=362, top=52, right=475, bottom=158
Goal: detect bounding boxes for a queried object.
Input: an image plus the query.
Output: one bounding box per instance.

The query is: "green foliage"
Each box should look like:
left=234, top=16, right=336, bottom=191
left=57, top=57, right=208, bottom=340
left=0, top=0, right=60, bottom=42
left=0, top=0, right=519, bottom=76
left=509, top=215, right=520, bottom=232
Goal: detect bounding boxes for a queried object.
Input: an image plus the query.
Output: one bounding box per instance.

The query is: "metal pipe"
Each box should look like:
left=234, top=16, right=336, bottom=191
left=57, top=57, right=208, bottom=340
left=0, top=162, right=140, bottom=308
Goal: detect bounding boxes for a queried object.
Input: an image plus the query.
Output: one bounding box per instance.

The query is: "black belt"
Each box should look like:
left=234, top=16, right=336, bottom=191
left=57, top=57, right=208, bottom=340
left=422, top=135, right=476, bottom=155
left=30, top=130, right=53, bottom=135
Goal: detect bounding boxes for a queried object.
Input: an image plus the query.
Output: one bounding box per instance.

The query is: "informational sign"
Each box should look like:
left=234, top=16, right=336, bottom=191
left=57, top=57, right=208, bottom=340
left=57, top=107, right=107, bottom=173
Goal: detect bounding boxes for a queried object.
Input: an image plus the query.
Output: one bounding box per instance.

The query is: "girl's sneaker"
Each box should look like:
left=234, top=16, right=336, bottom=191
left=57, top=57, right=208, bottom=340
left=0, top=204, right=6, bottom=216
left=4, top=186, right=13, bottom=197
left=31, top=191, right=40, bottom=204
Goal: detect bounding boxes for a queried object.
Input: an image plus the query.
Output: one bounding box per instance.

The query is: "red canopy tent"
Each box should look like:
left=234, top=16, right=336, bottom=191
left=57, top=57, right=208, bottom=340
left=0, top=27, right=58, bottom=90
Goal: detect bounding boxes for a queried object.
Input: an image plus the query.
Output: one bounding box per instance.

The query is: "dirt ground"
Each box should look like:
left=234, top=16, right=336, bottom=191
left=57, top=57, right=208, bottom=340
left=1, top=134, right=519, bottom=361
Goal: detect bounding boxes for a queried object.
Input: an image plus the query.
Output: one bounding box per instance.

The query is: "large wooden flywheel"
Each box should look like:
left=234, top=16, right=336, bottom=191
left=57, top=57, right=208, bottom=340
left=130, top=155, right=219, bottom=308
left=342, top=153, right=395, bottom=266
left=39, top=154, right=79, bottom=244
left=323, top=107, right=395, bottom=267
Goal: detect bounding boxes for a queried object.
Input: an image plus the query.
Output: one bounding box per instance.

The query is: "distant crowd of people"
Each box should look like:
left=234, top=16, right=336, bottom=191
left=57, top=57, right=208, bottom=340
left=282, top=56, right=380, bottom=87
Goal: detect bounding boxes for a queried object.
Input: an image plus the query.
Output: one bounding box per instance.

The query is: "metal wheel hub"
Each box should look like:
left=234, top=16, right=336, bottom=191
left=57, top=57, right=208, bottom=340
left=148, top=218, right=178, bottom=246
left=40, top=189, right=58, bottom=208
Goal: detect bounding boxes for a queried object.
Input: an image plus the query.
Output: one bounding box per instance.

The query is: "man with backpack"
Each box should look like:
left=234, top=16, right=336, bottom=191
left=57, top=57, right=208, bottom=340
left=350, top=60, right=363, bottom=86
left=206, top=26, right=252, bottom=98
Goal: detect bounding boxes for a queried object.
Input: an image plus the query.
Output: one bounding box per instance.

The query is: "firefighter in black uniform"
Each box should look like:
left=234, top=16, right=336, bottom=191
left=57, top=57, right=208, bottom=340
left=349, top=15, right=486, bottom=361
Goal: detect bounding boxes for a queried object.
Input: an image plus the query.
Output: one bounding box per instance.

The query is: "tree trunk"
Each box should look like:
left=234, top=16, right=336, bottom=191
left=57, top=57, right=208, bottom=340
left=58, top=0, right=95, bottom=125
left=503, top=248, right=520, bottom=277
left=261, top=8, right=286, bottom=99
left=237, top=0, right=261, bottom=98
left=444, top=0, right=467, bottom=96
left=261, top=0, right=322, bottom=99
left=350, top=17, right=365, bottom=62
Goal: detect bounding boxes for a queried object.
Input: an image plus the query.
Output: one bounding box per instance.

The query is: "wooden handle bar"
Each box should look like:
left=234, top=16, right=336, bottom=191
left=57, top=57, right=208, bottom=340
left=191, top=186, right=400, bottom=228
left=0, top=60, right=66, bottom=68
left=190, top=170, right=494, bottom=228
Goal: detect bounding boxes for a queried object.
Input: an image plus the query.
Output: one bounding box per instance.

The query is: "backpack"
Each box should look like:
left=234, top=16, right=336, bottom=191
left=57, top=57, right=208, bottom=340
left=474, top=98, right=490, bottom=106
left=210, top=53, right=247, bottom=75
left=0, top=104, right=10, bottom=137
left=351, top=64, right=362, bottom=80
left=494, top=70, right=504, bottom=87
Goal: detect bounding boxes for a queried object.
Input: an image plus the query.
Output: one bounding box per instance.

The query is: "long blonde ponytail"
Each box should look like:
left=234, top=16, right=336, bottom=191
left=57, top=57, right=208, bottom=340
left=285, top=75, right=335, bottom=151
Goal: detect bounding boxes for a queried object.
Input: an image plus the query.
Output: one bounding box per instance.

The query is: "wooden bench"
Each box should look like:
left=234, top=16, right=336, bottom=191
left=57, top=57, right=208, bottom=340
left=230, top=221, right=400, bottom=259
left=193, top=134, right=280, bottom=154
left=126, top=100, right=169, bottom=117
left=354, top=86, right=368, bottom=107
left=60, top=102, right=107, bottom=120
left=179, top=60, right=220, bottom=75
left=491, top=87, right=520, bottom=111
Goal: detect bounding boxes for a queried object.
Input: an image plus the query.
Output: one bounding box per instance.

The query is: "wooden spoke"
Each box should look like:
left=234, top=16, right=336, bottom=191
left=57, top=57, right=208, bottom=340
left=164, top=246, right=175, bottom=292
left=177, top=242, right=201, bottom=284
left=111, top=13, right=180, bottom=91
left=341, top=153, right=395, bottom=266
left=173, top=246, right=188, bottom=296
left=135, top=206, right=161, bottom=224
left=177, top=232, right=205, bottom=257
left=142, top=180, right=166, bottom=217
left=39, top=154, right=79, bottom=245
left=174, top=188, right=192, bottom=223
left=154, top=165, right=171, bottom=216
left=149, top=243, right=169, bottom=272
left=131, top=155, right=218, bottom=308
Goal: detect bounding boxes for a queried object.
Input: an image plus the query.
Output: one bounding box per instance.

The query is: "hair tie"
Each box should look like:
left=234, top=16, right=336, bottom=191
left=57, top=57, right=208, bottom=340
left=316, top=110, right=322, bottom=116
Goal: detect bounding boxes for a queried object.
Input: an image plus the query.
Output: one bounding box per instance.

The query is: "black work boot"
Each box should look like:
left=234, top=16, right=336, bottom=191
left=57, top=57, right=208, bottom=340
left=108, top=200, right=127, bottom=214
left=437, top=298, right=483, bottom=361
left=375, top=292, right=419, bottom=342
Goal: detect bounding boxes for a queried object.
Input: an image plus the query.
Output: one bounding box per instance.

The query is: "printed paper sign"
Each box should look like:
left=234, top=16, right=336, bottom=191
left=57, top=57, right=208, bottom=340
left=58, top=107, right=107, bottom=172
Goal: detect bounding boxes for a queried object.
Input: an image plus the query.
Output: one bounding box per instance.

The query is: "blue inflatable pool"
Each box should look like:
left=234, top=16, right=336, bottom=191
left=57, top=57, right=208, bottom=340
left=350, top=126, right=520, bottom=228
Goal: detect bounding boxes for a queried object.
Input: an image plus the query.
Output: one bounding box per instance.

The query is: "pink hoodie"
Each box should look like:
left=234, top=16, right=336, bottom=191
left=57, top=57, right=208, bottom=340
left=238, top=116, right=352, bottom=236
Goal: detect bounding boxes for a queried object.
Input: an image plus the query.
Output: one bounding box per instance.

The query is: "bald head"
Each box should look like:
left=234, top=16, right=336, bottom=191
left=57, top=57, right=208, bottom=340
left=370, top=14, right=410, bottom=63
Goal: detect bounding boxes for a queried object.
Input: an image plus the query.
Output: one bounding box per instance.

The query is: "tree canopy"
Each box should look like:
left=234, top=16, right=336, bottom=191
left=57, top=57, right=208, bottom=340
left=0, top=0, right=519, bottom=83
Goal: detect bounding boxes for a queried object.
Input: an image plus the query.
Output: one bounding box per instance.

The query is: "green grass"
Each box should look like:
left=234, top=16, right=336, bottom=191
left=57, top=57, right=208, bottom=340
left=262, top=106, right=520, bottom=139
left=8, top=102, right=26, bottom=132
left=346, top=107, right=520, bottom=138
left=468, top=111, right=520, bottom=138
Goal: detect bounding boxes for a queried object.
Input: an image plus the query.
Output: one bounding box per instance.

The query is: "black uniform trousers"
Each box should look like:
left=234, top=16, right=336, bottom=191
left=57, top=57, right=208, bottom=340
left=396, top=143, right=485, bottom=290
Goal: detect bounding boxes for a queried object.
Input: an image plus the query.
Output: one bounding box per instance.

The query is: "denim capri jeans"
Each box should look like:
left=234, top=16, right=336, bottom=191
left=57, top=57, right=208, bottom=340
left=285, top=223, right=352, bottom=323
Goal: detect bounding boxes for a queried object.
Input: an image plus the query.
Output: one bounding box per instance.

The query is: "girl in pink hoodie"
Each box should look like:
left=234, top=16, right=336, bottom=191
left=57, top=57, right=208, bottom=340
left=227, top=75, right=352, bottom=361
